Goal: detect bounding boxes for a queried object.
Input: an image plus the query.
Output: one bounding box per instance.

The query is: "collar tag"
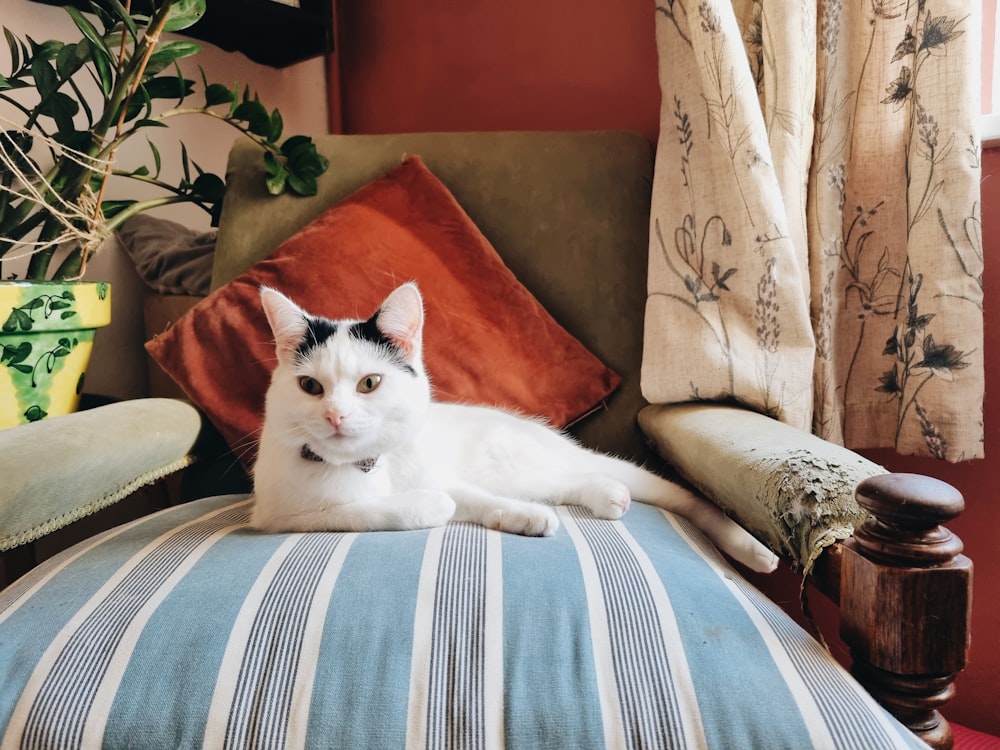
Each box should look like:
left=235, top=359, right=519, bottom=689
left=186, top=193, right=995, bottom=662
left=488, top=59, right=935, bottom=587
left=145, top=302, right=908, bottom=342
left=300, top=444, right=323, bottom=462
left=301, top=444, right=378, bottom=473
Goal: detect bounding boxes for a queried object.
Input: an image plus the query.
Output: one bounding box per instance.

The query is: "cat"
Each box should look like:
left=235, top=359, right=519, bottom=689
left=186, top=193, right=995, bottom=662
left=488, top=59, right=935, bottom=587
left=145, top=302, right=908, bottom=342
left=251, top=283, right=778, bottom=574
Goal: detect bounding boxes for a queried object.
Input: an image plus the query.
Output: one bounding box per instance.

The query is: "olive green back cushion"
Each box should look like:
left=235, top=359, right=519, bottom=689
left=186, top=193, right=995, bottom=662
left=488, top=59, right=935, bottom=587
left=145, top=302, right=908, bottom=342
left=213, top=131, right=654, bottom=460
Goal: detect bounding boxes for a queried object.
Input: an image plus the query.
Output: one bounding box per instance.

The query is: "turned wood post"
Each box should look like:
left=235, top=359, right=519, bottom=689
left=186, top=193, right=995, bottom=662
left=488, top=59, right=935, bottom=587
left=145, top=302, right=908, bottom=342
left=840, top=473, right=972, bottom=750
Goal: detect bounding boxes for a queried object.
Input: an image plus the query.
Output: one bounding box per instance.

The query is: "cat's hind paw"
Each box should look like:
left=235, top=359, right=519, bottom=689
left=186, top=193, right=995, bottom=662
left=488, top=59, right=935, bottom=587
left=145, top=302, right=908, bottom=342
left=750, top=542, right=779, bottom=574
left=726, top=532, right=779, bottom=574
left=577, top=478, right=631, bottom=521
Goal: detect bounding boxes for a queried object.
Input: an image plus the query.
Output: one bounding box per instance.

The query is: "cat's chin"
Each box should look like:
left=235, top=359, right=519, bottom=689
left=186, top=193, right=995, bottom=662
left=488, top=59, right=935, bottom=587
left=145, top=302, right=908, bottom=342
left=305, top=433, right=380, bottom=464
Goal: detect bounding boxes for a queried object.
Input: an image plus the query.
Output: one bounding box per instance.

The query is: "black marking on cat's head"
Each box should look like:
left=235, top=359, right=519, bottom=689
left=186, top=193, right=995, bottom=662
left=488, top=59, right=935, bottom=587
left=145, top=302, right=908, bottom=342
left=350, top=312, right=417, bottom=376
left=295, top=315, right=339, bottom=361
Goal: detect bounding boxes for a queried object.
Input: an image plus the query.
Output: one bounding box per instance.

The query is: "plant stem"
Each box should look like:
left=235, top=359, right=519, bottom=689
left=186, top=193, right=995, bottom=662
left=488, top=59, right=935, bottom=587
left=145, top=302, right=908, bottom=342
left=79, top=3, right=174, bottom=275
left=25, top=214, right=67, bottom=279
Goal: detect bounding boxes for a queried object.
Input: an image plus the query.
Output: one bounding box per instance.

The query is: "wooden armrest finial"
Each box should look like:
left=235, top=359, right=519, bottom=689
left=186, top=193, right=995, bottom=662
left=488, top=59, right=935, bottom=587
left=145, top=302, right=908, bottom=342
left=840, top=473, right=973, bottom=750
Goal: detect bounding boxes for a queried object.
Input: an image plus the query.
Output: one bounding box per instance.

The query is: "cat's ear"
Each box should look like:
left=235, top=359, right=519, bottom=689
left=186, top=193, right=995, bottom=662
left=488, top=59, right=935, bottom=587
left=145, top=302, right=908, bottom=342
left=377, top=283, right=424, bottom=360
left=260, top=286, right=308, bottom=360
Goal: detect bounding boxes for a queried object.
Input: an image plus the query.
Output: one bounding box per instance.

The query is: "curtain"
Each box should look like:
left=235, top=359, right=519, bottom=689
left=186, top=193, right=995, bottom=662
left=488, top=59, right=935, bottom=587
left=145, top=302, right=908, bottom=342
left=642, top=0, right=983, bottom=461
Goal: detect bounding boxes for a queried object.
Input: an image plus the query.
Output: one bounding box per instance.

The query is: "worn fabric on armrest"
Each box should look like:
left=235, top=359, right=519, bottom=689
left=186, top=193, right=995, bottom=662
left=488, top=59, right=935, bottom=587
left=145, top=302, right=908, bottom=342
left=0, top=399, right=202, bottom=551
left=638, top=403, right=884, bottom=571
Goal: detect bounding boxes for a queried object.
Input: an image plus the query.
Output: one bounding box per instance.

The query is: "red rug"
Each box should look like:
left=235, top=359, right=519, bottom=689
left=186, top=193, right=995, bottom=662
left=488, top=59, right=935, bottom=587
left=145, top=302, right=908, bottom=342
left=954, top=723, right=1000, bottom=750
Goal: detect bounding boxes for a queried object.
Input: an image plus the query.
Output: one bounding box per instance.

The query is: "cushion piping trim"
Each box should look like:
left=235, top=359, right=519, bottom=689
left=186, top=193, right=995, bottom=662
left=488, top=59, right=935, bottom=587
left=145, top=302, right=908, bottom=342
left=0, top=455, right=195, bottom=552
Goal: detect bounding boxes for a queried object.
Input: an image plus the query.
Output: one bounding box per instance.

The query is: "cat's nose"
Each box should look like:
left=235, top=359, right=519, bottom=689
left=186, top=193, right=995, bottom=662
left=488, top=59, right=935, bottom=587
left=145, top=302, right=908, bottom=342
left=325, top=410, right=346, bottom=429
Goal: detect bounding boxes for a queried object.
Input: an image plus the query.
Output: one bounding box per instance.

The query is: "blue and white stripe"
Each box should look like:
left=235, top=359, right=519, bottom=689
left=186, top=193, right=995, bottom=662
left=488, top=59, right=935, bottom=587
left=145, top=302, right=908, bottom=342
left=563, top=506, right=706, bottom=750
left=407, top=523, right=504, bottom=750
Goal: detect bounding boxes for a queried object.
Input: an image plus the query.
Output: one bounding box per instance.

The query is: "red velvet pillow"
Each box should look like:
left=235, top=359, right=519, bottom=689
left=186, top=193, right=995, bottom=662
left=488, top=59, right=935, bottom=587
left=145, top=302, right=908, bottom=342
left=146, top=156, right=621, bottom=464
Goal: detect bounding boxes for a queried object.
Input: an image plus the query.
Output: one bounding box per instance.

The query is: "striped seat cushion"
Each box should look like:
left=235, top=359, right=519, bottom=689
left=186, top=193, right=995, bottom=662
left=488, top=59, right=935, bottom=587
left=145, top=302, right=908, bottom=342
left=0, top=495, right=928, bottom=749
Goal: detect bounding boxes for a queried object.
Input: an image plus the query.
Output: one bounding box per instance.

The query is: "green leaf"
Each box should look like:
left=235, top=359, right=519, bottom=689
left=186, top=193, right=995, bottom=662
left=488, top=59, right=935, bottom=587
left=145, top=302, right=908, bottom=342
left=4, top=28, right=22, bottom=72
left=86, top=38, right=114, bottom=96
left=31, top=39, right=64, bottom=62
left=180, top=142, right=192, bottom=183
left=164, top=0, right=207, bottom=32
left=133, top=118, right=167, bottom=129
left=146, top=40, right=201, bottom=75
left=147, top=138, right=162, bottom=176
left=204, top=82, right=235, bottom=107
left=55, top=129, right=92, bottom=155
left=55, top=42, right=86, bottom=80
left=85, top=1, right=113, bottom=34
left=97, top=0, right=139, bottom=40
left=267, top=109, right=283, bottom=143
left=287, top=172, right=318, bottom=196
left=64, top=6, right=113, bottom=65
left=30, top=57, right=57, bottom=97
left=142, top=75, right=194, bottom=100
left=280, top=134, right=311, bottom=156
left=101, top=199, right=138, bottom=219
left=0, top=197, right=32, bottom=239
left=12, top=364, right=33, bottom=375
left=37, top=91, right=80, bottom=134
left=0, top=130, right=35, bottom=174
left=263, top=149, right=282, bottom=177
left=191, top=172, right=225, bottom=203
left=286, top=141, right=328, bottom=177
left=263, top=151, right=287, bottom=195
left=232, top=100, right=271, bottom=136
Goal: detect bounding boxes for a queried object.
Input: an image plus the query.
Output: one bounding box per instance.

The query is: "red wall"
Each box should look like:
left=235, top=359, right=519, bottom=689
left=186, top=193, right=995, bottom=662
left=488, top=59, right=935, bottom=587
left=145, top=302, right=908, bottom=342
left=333, top=0, right=661, bottom=142
left=332, top=0, right=999, bottom=735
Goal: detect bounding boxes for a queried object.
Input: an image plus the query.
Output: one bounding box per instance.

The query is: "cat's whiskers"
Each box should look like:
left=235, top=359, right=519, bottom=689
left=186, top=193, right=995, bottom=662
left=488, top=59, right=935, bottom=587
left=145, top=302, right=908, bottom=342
left=227, top=430, right=263, bottom=474
left=254, top=350, right=282, bottom=366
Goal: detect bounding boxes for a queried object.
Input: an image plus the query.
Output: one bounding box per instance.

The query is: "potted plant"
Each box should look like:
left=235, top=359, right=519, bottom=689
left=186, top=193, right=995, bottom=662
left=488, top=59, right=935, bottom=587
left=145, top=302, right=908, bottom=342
left=0, top=0, right=328, bottom=426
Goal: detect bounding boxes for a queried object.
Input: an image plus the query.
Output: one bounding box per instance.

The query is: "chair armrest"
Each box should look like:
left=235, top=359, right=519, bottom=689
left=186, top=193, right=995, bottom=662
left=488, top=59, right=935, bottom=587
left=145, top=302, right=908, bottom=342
left=640, top=404, right=972, bottom=748
left=638, top=403, right=882, bottom=572
left=0, top=398, right=202, bottom=551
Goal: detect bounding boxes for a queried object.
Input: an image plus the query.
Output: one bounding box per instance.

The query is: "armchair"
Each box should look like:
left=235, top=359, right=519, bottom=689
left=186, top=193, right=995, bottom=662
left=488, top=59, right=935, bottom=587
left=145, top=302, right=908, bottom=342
left=0, top=131, right=970, bottom=749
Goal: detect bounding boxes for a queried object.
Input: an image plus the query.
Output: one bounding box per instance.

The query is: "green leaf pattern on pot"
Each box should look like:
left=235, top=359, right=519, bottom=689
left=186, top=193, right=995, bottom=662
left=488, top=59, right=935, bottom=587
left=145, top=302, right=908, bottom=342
left=2, top=290, right=77, bottom=332
left=0, top=281, right=108, bottom=428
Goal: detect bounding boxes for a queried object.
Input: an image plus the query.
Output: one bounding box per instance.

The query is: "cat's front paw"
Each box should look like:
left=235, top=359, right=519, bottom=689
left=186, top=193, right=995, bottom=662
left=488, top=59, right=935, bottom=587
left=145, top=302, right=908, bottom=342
left=408, top=490, right=456, bottom=529
left=487, top=505, right=560, bottom=537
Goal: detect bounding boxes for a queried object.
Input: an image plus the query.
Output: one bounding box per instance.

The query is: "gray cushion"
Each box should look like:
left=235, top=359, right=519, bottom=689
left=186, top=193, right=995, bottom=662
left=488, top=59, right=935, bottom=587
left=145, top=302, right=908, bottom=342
left=0, top=398, right=202, bottom=550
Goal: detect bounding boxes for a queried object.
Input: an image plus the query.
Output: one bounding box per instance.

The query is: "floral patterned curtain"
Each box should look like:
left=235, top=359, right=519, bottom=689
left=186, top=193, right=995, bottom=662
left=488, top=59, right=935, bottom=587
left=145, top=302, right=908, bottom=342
left=642, top=0, right=983, bottom=461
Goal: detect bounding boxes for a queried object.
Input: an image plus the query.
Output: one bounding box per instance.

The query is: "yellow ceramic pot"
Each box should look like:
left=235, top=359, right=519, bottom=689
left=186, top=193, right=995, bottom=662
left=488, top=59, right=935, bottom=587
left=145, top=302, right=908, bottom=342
left=0, top=281, right=111, bottom=428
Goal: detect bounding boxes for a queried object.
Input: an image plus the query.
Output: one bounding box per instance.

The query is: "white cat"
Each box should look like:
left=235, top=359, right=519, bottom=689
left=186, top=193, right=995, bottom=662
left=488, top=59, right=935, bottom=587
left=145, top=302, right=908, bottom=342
left=251, top=283, right=777, bottom=573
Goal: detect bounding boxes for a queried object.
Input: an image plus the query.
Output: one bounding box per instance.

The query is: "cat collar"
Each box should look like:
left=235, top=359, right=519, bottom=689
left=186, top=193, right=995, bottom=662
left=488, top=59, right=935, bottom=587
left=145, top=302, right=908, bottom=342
left=300, top=444, right=378, bottom=473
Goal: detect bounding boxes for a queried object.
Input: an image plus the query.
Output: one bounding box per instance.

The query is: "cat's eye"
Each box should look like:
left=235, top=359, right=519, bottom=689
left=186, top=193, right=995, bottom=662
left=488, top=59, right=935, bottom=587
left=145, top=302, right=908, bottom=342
left=298, top=376, right=324, bottom=396
left=357, top=374, right=382, bottom=394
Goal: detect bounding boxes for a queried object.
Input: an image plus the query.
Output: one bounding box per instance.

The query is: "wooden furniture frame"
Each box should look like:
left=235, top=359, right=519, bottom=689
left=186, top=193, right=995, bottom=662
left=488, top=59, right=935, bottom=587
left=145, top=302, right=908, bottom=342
left=811, top=473, right=972, bottom=750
